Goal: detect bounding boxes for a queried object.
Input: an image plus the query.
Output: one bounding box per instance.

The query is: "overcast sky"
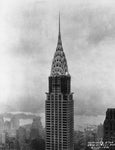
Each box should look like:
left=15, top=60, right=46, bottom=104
left=1, top=0, right=115, bottom=126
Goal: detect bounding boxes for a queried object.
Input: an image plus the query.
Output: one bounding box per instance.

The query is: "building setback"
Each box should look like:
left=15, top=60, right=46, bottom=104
left=45, top=15, right=74, bottom=150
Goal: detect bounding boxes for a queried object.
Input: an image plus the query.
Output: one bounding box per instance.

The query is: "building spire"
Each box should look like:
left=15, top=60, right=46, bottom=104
left=57, top=12, right=62, bottom=48
left=59, top=12, right=61, bottom=38
left=51, top=13, right=69, bottom=76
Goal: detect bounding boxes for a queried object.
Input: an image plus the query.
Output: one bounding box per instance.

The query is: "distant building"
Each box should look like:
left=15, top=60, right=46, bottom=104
left=97, top=123, right=103, bottom=140
left=0, top=116, right=4, bottom=131
left=4, top=121, right=11, bottom=132
left=5, top=117, right=19, bottom=137
left=0, top=132, right=6, bottom=144
left=74, top=131, right=85, bottom=150
left=11, top=117, right=19, bottom=130
left=31, top=117, right=42, bottom=130
left=45, top=14, right=74, bottom=150
left=3, top=117, right=19, bottom=138
left=84, top=126, right=97, bottom=143
left=30, top=117, right=44, bottom=140
left=103, top=108, right=115, bottom=142
left=23, top=124, right=31, bottom=140
left=1, top=132, right=5, bottom=144
left=16, top=127, right=26, bottom=149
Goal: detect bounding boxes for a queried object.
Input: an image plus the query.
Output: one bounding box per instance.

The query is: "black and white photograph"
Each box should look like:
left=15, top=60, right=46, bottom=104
left=0, top=0, right=115, bottom=149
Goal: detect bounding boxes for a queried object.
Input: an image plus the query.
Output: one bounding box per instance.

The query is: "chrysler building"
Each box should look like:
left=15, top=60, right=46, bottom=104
left=45, top=14, right=74, bottom=150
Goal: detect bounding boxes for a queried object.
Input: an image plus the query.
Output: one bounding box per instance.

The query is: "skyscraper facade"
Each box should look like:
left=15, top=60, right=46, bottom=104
left=103, top=108, right=115, bottom=142
left=45, top=15, right=74, bottom=150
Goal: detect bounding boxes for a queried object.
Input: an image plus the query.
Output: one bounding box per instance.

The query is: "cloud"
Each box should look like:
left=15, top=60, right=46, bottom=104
left=16, top=96, right=45, bottom=113
left=6, top=0, right=49, bottom=57
left=65, top=7, right=115, bottom=48
left=74, top=87, right=115, bottom=116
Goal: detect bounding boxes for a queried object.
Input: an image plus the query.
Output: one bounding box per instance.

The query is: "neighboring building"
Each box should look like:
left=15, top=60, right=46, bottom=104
left=30, top=117, right=44, bottom=140
left=103, top=108, right=115, bottom=142
left=97, top=123, right=103, bottom=140
left=45, top=14, right=74, bottom=150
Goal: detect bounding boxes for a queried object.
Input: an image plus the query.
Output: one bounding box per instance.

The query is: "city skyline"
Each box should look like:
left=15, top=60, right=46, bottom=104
left=0, top=0, right=115, bottom=129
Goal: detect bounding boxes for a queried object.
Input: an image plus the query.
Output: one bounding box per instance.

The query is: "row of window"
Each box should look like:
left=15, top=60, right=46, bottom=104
left=46, top=94, right=73, bottom=101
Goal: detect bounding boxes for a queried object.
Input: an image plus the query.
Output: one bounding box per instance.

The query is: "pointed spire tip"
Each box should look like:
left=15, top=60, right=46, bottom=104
left=57, top=12, right=62, bottom=47
left=59, top=12, right=60, bottom=34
